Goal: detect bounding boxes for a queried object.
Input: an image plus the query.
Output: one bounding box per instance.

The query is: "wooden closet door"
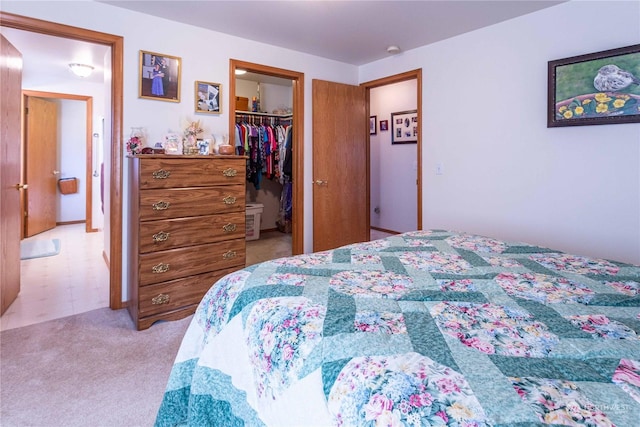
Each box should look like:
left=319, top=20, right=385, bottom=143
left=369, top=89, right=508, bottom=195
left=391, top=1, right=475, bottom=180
left=312, top=79, right=369, bottom=251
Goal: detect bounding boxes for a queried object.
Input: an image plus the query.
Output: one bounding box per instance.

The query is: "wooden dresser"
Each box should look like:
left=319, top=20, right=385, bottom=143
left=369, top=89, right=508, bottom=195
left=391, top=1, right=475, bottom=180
left=127, top=155, right=246, bottom=330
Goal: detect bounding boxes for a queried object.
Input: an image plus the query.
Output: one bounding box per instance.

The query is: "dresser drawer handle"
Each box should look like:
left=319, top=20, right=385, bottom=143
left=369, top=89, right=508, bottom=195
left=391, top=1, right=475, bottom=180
left=152, top=169, right=171, bottom=179
left=222, top=223, right=237, bottom=233
left=152, top=201, right=170, bottom=211
left=222, top=250, right=237, bottom=260
left=152, top=231, right=170, bottom=242
left=152, top=263, right=170, bottom=273
left=222, top=168, right=237, bottom=177
left=223, top=195, right=237, bottom=205
left=151, top=293, right=170, bottom=305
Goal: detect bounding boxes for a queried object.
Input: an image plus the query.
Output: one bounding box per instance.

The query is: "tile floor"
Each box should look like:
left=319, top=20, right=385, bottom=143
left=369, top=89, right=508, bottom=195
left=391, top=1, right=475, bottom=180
left=0, top=226, right=395, bottom=331
left=0, top=223, right=109, bottom=331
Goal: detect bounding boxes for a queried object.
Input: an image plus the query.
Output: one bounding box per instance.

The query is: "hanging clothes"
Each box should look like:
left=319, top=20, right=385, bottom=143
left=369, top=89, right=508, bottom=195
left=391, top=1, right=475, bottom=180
left=235, top=113, right=292, bottom=190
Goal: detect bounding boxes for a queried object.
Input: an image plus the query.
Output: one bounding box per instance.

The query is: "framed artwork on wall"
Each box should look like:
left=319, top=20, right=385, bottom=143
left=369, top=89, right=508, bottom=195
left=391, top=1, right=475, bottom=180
left=548, top=44, right=640, bottom=127
left=370, top=116, right=377, bottom=135
left=195, top=81, right=221, bottom=114
left=139, top=50, right=181, bottom=102
left=391, top=110, right=417, bottom=144
left=380, top=120, right=389, bottom=131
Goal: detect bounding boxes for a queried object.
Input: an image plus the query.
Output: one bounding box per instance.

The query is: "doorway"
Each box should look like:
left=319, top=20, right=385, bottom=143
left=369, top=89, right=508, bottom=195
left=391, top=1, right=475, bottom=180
left=362, top=69, right=423, bottom=232
left=22, top=91, right=99, bottom=236
left=0, top=12, right=125, bottom=310
left=229, top=59, right=304, bottom=256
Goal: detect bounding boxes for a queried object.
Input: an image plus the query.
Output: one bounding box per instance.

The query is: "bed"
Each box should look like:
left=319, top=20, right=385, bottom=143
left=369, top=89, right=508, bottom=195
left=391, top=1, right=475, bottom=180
left=155, top=230, right=640, bottom=426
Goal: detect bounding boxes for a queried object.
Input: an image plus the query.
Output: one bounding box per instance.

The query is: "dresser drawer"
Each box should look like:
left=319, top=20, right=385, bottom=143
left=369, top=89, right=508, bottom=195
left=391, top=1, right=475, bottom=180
left=138, top=212, right=245, bottom=253
left=137, top=268, right=238, bottom=317
left=138, top=185, right=245, bottom=220
left=138, top=238, right=245, bottom=286
left=139, top=158, right=245, bottom=189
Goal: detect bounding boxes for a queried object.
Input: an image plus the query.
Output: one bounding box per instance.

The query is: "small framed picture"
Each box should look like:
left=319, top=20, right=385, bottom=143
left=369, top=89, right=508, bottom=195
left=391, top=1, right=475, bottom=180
left=197, top=139, right=209, bottom=155
left=139, top=50, right=181, bottom=102
left=380, top=120, right=389, bottom=131
left=369, top=115, right=377, bottom=135
left=164, top=133, right=182, bottom=155
left=195, top=81, right=221, bottom=114
left=391, top=110, right=418, bottom=144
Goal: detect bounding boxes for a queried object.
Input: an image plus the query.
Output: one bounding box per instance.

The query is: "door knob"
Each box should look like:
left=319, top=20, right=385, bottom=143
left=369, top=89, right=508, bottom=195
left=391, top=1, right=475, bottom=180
left=313, top=179, right=327, bottom=186
left=53, top=170, right=60, bottom=175
left=14, top=184, right=29, bottom=190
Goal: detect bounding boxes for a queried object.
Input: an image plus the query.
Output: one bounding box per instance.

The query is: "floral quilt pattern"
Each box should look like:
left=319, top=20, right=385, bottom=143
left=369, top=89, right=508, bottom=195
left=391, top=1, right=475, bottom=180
left=156, top=230, right=640, bottom=427
left=327, top=353, right=490, bottom=426
left=495, top=272, right=594, bottom=304
left=245, top=296, right=326, bottom=399
left=431, top=301, right=559, bottom=357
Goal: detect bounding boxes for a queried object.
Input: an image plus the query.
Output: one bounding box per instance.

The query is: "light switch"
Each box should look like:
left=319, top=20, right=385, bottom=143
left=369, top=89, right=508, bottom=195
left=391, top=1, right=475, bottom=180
left=436, top=162, right=444, bottom=175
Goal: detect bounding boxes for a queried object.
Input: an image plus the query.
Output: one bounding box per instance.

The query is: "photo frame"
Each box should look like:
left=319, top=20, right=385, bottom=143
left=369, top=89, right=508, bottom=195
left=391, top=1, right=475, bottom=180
left=370, top=116, right=377, bottom=135
left=380, top=120, right=389, bottom=131
left=139, top=50, right=181, bottom=102
left=391, top=110, right=417, bottom=144
left=548, top=44, right=640, bottom=127
left=195, top=81, right=221, bottom=114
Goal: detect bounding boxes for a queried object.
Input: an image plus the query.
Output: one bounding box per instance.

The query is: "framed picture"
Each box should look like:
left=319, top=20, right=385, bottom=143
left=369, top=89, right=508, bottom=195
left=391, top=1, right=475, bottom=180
left=369, top=116, right=377, bottom=135
left=391, top=110, right=417, bottom=144
left=548, top=44, right=640, bottom=127
left=139, top=50, right=181, bottom=102
left=163, top=133, right=182, bottom=155
left=380, top=120, right=389, bottom=131
left=195, top=81, right=221, bottom=114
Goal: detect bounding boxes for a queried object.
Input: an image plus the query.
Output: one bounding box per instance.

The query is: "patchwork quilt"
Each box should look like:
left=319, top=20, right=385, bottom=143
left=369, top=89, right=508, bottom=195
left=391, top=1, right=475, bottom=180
left=155, top=230, right=640, bottom=426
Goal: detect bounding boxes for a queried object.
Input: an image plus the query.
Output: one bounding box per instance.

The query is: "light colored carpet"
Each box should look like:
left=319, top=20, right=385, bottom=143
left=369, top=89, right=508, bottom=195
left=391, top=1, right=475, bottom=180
left=20, top=238, right=61, bottom=260
left=0, top=307, right=191, bottom=427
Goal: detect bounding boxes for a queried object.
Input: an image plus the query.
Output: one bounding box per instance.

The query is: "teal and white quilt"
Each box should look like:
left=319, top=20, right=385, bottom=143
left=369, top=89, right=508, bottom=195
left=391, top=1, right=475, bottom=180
left=155, top=230, right=640, bottom=426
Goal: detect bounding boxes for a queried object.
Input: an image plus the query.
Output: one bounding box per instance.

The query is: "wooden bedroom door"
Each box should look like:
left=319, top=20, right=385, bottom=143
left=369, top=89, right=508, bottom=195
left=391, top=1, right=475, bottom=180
left=24, top=95, right=58, bottom=237
left=312, top=79, right=369, bottom=252
left=1, top=35, right=22, bottom=314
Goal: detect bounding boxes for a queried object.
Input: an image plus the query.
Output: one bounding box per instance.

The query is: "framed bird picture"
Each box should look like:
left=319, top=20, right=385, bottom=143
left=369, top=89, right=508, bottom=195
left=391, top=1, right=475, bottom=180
left=548, top=44, right=640, bottom=127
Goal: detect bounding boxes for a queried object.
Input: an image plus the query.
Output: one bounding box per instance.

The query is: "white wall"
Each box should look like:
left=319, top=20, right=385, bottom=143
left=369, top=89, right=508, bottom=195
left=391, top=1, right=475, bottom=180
left=370, top=80, right=418, bottom=232
left=1, top=0, right=359, bottom=299
left=361, top=0, right=640, bottom=265
left=57, top=99, right=86, bottom=222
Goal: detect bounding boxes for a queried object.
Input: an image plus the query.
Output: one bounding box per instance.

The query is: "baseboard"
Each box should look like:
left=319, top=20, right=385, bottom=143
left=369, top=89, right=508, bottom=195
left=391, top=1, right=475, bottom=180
left=56, top=220, right=86, bottom=226
left=371, top=226, right=400, bottom=235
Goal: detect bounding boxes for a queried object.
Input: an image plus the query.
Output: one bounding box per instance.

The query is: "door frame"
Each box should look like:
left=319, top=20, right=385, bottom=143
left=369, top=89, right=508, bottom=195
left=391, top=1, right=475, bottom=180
left=22, top=90, right=97, bottom=234
left=361, top=69, right=423, bottom=230
left=228, top=59, right=304, bottom=255
left=1, top=12, right=124, bottom=309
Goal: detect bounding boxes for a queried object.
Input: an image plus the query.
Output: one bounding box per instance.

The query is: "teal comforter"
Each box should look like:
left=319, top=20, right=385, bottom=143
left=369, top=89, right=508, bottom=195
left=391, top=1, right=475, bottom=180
left=156, top=230, right=640, bottom=426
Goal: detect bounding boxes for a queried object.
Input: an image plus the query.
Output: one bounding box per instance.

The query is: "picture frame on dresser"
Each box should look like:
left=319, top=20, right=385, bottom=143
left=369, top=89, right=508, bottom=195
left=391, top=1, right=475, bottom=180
left=195, top=81, right=221, bottom=114
left=547, top=44, right=640, bottom=127
left=139, top=50, right=181, bottom=102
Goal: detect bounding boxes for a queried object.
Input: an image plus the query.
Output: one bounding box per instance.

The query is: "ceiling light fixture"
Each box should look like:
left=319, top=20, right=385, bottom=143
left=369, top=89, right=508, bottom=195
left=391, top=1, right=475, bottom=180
left=386, top=45, right=401, bottom=55
left=69, top=63, right=94, bottom=78
left=235, top=69, right=247, bottom=75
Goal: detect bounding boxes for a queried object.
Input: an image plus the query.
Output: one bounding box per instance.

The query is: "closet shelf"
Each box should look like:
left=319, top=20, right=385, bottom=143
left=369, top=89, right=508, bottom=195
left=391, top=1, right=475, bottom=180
left=235, top=110, right=292, bottom=118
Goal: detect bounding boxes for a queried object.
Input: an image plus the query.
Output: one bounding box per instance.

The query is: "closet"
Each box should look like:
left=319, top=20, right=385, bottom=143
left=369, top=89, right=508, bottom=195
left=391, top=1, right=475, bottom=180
left=235, top=72, right=293, bottom=253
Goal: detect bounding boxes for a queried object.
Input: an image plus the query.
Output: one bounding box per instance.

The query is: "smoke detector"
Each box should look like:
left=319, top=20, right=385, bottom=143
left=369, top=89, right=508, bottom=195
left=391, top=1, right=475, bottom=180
left=386, top=45, right=401, bottom=54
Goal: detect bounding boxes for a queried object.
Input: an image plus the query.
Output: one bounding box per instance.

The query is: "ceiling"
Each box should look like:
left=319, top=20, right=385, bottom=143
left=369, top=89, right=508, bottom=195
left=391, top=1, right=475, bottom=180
left=101, top=0, right=566, bottom=65
left=1, top=1, right=566, bottom=85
